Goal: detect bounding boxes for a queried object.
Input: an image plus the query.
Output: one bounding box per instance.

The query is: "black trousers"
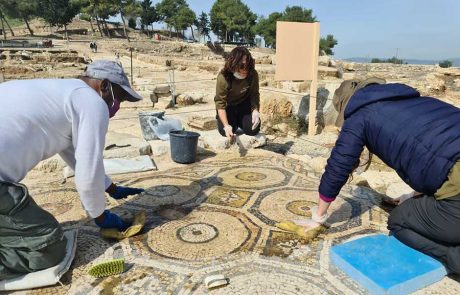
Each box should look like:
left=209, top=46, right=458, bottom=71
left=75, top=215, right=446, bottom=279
left=216, top=99, right=260, bottom=137
left=388, top=194, right=460, bottom=274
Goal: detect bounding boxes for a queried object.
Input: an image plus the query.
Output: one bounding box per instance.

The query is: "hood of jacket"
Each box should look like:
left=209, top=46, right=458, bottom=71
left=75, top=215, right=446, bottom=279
left=344, top=83, right=421, bottom=119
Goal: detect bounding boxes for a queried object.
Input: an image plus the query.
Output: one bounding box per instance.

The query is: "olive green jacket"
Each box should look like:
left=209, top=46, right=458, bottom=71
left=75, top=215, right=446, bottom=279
left=214, top=70, right=260, bottom=110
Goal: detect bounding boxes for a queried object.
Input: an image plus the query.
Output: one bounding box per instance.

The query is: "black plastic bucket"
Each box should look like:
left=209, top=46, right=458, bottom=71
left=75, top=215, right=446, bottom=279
left=169, top=130, right=201, bottom=164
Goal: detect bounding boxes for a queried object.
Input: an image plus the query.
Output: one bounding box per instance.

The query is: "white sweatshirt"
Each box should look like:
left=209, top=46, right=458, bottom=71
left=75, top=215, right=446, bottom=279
left=0, top=79, right=111, bottom=218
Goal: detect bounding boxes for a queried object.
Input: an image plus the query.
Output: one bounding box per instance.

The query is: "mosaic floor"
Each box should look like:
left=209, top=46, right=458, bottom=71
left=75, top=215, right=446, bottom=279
left=19, top=152, right=460, bottom=294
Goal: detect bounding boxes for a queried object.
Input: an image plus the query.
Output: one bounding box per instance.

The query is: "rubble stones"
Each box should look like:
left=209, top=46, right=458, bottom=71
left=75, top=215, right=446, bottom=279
left=201, top=130, right=266, bottom=151
left=426, top=73, right=447, bottom=92
left=260, top=94, right=293, bottom=118
left=277, top=81, right=309, bottom=93
left=153, top=85, right=171, bottom=94
left=175, top=93, right=194, bottom=105
left=201, top=130, right=232, bottom=150
left=236, top=133, right=267, bottom=149
left=149, top=140, right=171, bottom=157
left=318, top=66, right=339, bottom=78
left=188, top=116, right=217, bottom=130
left=318, top=55, right=331, bottom=67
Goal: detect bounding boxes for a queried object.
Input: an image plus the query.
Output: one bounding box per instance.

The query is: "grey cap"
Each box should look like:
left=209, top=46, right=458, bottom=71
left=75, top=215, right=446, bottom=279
left=84, top=60, right=142, bottom=102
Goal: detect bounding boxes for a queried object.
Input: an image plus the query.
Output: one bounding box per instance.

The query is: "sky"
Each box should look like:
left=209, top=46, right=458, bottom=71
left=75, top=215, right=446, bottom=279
left=150, top=0, right=460, bottom=60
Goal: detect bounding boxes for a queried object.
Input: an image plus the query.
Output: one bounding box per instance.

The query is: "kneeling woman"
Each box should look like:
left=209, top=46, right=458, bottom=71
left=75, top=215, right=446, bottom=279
left=309, top=78, right=460, bottom=274
left=214, top=47, right=260, bottom=140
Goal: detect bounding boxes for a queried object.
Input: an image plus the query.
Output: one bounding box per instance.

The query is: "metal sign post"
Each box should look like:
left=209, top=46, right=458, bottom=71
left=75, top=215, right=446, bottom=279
left=129, top=47, right=133, bottom=85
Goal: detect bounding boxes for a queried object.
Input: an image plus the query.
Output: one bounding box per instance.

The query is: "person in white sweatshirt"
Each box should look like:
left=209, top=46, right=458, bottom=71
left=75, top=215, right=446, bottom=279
left=0, top=60, right=144, bottom=279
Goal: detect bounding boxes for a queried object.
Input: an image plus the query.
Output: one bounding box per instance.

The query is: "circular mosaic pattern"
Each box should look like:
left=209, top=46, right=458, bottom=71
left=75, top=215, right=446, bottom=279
left=177, top=223, right=219, bottom=244
left=253, top=189, right=353, bottom=226
left=286, top=200, right=317, bottom=217
left=34, top=154, right=421, bottom=295
left=129, top=176, right=201, bottom=206
left=218, top=167, right=289, bottom=189
left=235, top=172, right=267, bottom=181
left=145, top=185, right=180, bottom=197
left=146, top=210, right=255, bottom=261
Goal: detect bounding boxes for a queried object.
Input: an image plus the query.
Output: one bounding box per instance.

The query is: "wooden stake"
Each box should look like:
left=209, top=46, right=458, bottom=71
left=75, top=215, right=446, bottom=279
left=308, top=23, right=320, bottom=136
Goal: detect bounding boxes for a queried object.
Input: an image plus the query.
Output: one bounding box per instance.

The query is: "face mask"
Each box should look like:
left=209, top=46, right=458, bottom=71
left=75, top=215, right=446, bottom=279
left=109, top=97, right=120, bottom=118
left=233, top=72, right=247, bottom=79
left=101, top=83, right=119, bottom=118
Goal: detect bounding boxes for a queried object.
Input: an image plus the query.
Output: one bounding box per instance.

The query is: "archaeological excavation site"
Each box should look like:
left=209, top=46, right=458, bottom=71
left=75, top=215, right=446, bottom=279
left=1, top=5, right=460, bottom=295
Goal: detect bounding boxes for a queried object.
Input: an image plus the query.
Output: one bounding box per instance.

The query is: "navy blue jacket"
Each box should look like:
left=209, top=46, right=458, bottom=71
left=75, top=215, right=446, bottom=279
left=319, top=83, right=460, bottom=200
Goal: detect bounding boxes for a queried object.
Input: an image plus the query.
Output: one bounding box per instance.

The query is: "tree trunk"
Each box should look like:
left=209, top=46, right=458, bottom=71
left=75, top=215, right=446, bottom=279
left=23, top=16, right=34, bottom=36
left=120, top=11, right=129, bottom=42
left=1, top=11, right=14, bottom=37
left=89, top=18, right=95, bottom=33
left=64, top=24, right=69, bottom=41
left=95, top=15, right=103, bottom=37
left=190, top=25, right=195, bottom=41
left=0, top=12, right=6, bottom=40
left=103, top=20, right=111, bottom=38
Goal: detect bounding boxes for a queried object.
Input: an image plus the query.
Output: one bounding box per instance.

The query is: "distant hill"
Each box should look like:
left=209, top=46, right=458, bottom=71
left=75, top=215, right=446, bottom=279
left=345, top=57, right=460, bottom=67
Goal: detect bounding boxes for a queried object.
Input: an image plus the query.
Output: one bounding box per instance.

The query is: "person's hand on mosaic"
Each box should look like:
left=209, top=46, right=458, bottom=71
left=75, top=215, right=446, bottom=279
left=294, top=206, right=330, bottom=229
left=276, top=205, right=329, bottom=239
left=108, top=184, right=144, bottom=199
left=95, top=210, right=131, bottom=231
left=223, top=124, right=235, bottom=141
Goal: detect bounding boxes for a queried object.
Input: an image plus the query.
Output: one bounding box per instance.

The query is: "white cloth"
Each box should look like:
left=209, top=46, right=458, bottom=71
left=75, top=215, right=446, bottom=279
left=0, top=79, right=111, bottom=218
left=64, top=155, right=156, bottom=177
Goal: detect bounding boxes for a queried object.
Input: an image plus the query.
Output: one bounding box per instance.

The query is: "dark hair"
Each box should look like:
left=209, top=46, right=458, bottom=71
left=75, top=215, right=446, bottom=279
left=221, top=46, right=255, bottom=82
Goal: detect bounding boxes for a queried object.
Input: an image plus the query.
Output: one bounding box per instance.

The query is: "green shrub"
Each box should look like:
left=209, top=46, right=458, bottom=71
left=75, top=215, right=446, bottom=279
left=439, top=60, right=453, bottom=68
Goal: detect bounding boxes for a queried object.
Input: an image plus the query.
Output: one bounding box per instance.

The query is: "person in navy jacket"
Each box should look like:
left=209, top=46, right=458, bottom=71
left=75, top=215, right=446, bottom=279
left=309, top=78, right=460, bottom=274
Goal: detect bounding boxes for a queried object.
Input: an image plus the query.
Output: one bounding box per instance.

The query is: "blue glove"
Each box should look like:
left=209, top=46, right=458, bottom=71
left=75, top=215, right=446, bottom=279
left=95, top=210, right=130, bottom=231
left=109, top=186, right=144, bottom=200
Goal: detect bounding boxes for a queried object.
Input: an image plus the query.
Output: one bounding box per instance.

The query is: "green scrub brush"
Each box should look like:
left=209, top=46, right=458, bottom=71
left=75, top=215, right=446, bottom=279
left=88, top=258, right=125, bottom=278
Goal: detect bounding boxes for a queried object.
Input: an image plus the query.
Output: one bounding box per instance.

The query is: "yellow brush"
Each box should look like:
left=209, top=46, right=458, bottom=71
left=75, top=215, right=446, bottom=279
left=100, top=211, right=146, bottom=240
left=276, top=220, right=326, bottom=240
